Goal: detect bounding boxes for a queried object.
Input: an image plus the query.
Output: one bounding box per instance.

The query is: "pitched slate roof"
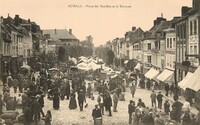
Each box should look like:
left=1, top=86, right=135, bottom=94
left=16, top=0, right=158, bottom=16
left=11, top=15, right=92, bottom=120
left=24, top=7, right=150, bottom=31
left=145, top=21, right=171, bottom=39
left=43, top=29, right=78, bottom=40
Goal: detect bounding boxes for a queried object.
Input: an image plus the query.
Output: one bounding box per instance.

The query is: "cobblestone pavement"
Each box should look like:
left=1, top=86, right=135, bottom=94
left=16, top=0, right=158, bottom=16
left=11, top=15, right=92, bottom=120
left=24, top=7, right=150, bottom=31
left=4, top=87, right=192, bottom=125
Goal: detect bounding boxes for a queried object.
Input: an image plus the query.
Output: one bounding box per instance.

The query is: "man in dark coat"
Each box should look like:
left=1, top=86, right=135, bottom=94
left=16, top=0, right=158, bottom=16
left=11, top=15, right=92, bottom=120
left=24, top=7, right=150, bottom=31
left=172, top=99, right=183, bottom=123
left=6, top=97, right=15, bottom=110
left=92, top=105, right=102, bottom=124
left=60, top=83, right=66, bottom=100
left=164, top=100, right=170, bottom=115
left=157, top=91, right=163, bottom=109
left=97, top=93, right=104, bottom=115
left=137, top=99, right=145, bottom=108
left=31, top=97, right=42, bottom=124
left=53, top=92, right=60, bottom=110
left=165, top=83, right=170, bottom=96
left=38, top=95, right=45, bottom=118
left=66, top=80, right=71, bottom=100
left=128, top=100, right=136, bottom=125
left=24, top=104, right=33, bottom=125
left=104, top=93, right=112, bottom=116
left=78, top=90, right=86, bottom=111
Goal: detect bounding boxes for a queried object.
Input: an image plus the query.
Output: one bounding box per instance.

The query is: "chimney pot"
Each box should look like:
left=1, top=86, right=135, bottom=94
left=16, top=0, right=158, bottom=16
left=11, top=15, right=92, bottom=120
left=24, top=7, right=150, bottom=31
left=69, top=29, right=72, bottom=35
left=132, top=27, right=136, bottom=31
left=55, top=29, right=57, bottom=34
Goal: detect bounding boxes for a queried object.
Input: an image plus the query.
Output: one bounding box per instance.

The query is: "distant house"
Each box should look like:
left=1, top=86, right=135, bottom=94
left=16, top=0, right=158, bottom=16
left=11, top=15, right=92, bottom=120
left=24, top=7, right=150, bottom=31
left=43, top=29, right=79, bottom=46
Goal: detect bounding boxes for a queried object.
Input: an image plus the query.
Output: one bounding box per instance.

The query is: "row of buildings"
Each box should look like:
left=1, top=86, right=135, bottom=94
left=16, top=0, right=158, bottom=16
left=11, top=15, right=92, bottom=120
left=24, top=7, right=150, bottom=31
left=110, top=0, right=200, bottom=90
left=0, top=14, right=94, bottom=81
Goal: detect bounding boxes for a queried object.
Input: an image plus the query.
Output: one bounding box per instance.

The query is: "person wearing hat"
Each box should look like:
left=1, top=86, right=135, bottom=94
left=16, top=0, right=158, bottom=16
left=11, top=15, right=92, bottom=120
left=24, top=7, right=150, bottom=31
left=78, top=89, right=86, bottom=111
left=157, top=91, right=163, bottom=109
left=164, top=100, right=170, bottom=115
left=137, top=99, right=145, bottom=108
left=97, top=93, right=104, bottom=115
left=150, top=90, right=157, bottom=108
left=128, top=100, right=136, bottom=125
left=113, top=91, right=119, bottom=112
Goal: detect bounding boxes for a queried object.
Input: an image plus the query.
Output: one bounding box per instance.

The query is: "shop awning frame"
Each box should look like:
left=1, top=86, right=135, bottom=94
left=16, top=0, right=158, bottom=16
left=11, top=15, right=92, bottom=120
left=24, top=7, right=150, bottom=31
left=144, top=68, right=160, bottom=80
left=178, top=72, right=193, bottom=90
left=156, top=69, right=174, bottom=82
left=186, top=66, right=200, bottom=91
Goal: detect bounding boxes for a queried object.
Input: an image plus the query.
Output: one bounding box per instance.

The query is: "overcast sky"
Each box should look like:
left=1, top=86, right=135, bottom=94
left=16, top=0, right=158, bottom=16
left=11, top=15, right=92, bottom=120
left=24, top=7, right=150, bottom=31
left=0, top=0, right=192, bottom=46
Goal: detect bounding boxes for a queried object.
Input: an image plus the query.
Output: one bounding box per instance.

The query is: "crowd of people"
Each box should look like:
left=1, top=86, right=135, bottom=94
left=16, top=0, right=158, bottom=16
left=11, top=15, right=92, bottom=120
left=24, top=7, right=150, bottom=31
left=0, top=62, right=200, bottom=125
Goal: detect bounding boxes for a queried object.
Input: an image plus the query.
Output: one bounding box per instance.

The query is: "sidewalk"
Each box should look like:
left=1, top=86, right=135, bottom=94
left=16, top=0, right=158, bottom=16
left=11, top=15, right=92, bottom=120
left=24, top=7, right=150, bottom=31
left=155, top=90, right=199, bottom=115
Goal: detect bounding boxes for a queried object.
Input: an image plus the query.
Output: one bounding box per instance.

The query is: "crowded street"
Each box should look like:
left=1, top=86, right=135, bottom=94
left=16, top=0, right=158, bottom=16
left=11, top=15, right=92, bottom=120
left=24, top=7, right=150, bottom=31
left=1, top=0, right=200, bottom=125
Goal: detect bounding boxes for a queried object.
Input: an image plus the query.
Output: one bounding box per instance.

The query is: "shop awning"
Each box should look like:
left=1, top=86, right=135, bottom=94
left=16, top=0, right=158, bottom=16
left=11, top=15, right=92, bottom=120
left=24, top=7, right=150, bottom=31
left=124, top=60, right=129, bottom=64
left=178, top=72, right=193, bottom=90
left=186, top=66, right=200, bottom=91
left=156, top=69, right=174, bottom=82
left=144, top=68, right=159, bottom=79
left=134, top=63, right=141, bottom=70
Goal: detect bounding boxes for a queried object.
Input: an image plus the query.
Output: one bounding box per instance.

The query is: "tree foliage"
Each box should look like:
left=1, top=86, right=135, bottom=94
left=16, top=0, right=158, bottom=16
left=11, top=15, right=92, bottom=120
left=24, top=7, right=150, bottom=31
left=95, top=46, right=115, bottom=66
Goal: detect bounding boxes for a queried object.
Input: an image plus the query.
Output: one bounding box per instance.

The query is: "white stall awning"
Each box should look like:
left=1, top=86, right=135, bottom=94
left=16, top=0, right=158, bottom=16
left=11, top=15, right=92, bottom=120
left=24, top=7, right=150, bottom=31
left=178, top=72, right=193, bottom=90
left=144, top=68, right=159, bottom=79
left=156, top=69, right=174, bottom=82
left=187, top=66, right=200, bottom=91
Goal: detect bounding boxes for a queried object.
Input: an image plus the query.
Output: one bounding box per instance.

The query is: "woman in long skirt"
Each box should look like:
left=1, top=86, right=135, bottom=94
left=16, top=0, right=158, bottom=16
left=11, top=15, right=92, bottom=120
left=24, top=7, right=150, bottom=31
left=69, top=92, right=77, bottom=109
left=53, top=93, right=60, bottom=110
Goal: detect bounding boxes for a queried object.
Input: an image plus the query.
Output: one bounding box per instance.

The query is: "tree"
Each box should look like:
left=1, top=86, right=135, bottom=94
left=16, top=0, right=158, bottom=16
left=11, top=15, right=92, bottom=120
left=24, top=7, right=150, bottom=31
left=58, top=46, right=68, bottom=62
left=106, top=50, right=115, bottom=66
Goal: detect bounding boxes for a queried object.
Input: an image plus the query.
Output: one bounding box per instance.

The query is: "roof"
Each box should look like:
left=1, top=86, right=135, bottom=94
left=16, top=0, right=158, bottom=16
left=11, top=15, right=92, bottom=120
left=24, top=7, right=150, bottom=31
left=144, top=21, right=171, bottom=39
left=43, top=29, right=78, bottom=40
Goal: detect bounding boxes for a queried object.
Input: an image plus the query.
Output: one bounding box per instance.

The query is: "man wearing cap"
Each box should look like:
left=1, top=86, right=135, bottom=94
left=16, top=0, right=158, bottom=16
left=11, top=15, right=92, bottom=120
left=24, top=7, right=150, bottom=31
left=150, top=90, right=157, bottom=108
left=97, top=93, right=104, bottom=115
left=157, top=91, right=163, bottom=109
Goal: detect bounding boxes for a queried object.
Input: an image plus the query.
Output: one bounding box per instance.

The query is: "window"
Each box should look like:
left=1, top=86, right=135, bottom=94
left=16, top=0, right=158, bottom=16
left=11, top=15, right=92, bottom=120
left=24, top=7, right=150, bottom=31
left=170, top=38, right=172, bottom=48
left=173, top=38, right=176, bottom=48
left=190, top=46, right=193, bottom=54
left=176, top=24, right=180, bottom=39
left=194, top=20, right=197, bottom=34
left=190, top=21, right=193, bottom=35
left=167, top=38, right=169, bottom=48
left=147, top=43, right=151, bottom=50
left=147, top=56, right=151, bottom=63
left=194, top=46, right=197, bottom=54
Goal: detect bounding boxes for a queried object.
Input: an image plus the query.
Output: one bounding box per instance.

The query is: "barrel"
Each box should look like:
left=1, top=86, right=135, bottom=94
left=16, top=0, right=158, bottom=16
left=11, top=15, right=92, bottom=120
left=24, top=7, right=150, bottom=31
left=94, top=117, right=102, bottom=125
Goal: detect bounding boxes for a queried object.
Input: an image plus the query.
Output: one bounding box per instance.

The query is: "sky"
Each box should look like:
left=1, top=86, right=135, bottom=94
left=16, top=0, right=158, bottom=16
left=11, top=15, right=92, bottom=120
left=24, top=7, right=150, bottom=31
left=0, top=0, right=192, bottom=46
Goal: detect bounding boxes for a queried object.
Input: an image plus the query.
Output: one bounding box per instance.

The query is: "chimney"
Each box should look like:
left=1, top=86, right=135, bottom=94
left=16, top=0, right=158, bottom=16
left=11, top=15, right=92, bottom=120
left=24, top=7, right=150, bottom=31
left=69, top=29, right=72, bottom=35
left=181, top=6, right=191, bottom=16
left=154, top=17, right=166, bottom=26
left=55, top=29, right=57, bottom=34
left=193, top=0, right=200, bottom=10
left=132, top=26, right=136, bottom=31
left=28, top=19, right=31, bottom=23
left=14, top=14, right=20, bottom=26
left=0, top=16, right=3, bottom=23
